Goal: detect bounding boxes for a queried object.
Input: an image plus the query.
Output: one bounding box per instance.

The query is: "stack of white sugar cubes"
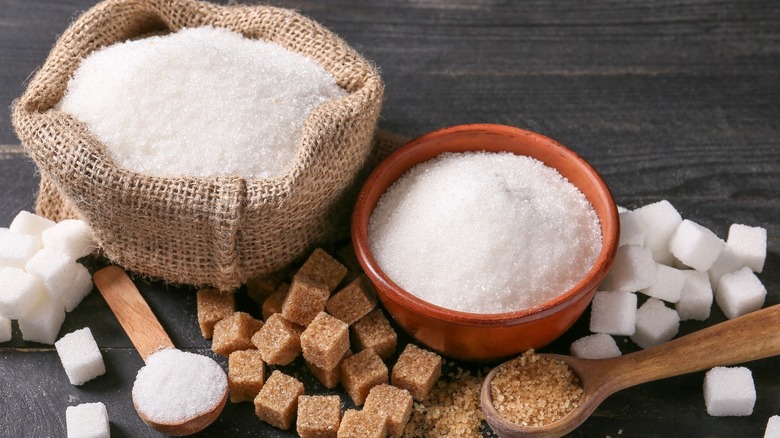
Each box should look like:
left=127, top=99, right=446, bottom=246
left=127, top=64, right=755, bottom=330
left=570, top=199, right=770, bottom=420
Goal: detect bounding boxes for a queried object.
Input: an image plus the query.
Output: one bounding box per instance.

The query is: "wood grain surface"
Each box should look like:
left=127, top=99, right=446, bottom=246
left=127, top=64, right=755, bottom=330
left=1, top=0, right=778, bottom=437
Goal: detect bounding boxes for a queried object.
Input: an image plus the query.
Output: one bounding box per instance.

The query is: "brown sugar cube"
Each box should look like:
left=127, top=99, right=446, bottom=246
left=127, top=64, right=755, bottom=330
left=351, top=309, right=397, bottom=359
left=254, top=370, right=305, bottom=430
left=325, top=276, right=377, bottom=325
left=306, top=350, right=351, bottom=389
left=247, top=270, right=287, bottom=304
left=196, top=288, right=235, bottom=339
left=301, top=312, right=350, bottom=370
left=281, top=276, right=330, bottom=326
left=228, top=350, right=265, bottom=403
left=391, top=344, right=442, bottom=402
left=262, top=283, right=289, bottom=321
left=337, top=409, right=386, bottom=438
left=297, top=248, right=348, bottom=292
left=364, top=384, right=413, bottom=437
left=297, top=395, right=341, bottom=438
left=211, top=311, right=264, bottom=356
left=340, top=349, right=388, bottom=406
left=251, top=313, right=303, bottom=365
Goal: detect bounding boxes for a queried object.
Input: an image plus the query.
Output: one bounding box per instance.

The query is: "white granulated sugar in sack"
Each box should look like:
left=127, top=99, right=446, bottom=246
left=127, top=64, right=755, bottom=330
left=19, top=295, right=66, bottom=344
left=703, top=367, right=756, bottom=417
left=668, top=219, right=724, bottom=271
left=639, top=263, right=686, bottom=303
left=368, top=151, right=602, bottom=313
left=707, top=246, right=743, bottom=292
left=133, top=348, right=227, bottom=424
left=599, top=245, right=656, bottom=293
left=631, top=298, right=679, bottom=349
left=41, top=220, right=95, bottom=260
left=570, top=333, right=621, bottom=359
left=55, top=327, right=105, bottom=386
left=675, top=270, right=713, bottom=321
left=715, top=266, right=766, bottom=319
left=9, top=210, right=55, bottom=237
left=66, top=402, right=110, bottom=438
left=0, top=316, right=11, bottom=343
left=59, top=26, right=347, bottom=179
left=589, top=291, right=638, bottom=336
left=765, top=415, right=780, bottom=438
left=25, top=248, right=79, bottom=302
left=726, top=224, right=767, bottom=273
left=0, top=229, right=41, bottom=269
left=0, top=267, right=45, bottom=319
left=632, top=200, right=682, bottom=264
left=618, top=210, right=644, bottom=247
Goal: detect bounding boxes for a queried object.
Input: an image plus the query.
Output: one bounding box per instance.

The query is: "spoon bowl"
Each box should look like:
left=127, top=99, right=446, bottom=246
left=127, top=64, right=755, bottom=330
left=481, top=304, right=780, bottom=438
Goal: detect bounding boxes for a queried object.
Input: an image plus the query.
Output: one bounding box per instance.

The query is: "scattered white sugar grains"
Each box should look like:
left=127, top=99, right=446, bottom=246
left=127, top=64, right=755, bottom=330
left=632, top=200, right=682, bottom=264
left=62, top=264, right=94, bottom=313
left=703, top=367, right=756, bottom=416
left=133, top=348, right=227, bottom=424
left=59, top=26, right=347, bottom=179
left=368, top=151, right=602, bottom=313
left=631, top=298, right=679, bottom=349
left=25, top=248, right=79, bottom=301
left=715, top=266, right=766, bottom=319
left=0, top=267, right=45, bottom=319
left=0, top=316, right=11, bottom=343
left=589, top=291, right=638, bottom=336
left=570, top=333, right=621, bottom=359
left=668, top=219, right=724, bottom=271
left=9, top=210, right=55, bottom=236
left=618, top=210, right=644, bottom=247
left=765, top=415, right=780, bottom=438
left=0, top=230, right=41, bottom=268
left=726, top=224, right=767, bottom=273
left=639, top=264, right=685, bottom=303
left=675, top=270, right=713, bottom=321
left=66, top=402, right=110, bottom=438
left=42, top=219, right=95, bottom=260
left=599, top=245, right=656, bottom=293
left=55, top=327, right=105, bottom=386
left=19, top=295, right=66, bottom=344
left=708, top=246, right=743, bottom=292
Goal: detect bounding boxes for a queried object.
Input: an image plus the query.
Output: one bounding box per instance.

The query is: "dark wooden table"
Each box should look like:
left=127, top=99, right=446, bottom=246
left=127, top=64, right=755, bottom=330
left=2, top=1, right=778, bottom=436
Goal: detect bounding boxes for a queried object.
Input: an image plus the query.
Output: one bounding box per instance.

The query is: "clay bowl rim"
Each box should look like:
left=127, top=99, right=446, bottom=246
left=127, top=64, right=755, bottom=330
left=352, top=123, right=619, bottom=328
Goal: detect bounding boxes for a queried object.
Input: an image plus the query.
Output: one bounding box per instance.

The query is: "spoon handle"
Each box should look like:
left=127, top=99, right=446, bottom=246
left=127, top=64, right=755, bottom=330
left=604, top=303, right=780, bottom=392
left=93, top=266, right=175, bottom=362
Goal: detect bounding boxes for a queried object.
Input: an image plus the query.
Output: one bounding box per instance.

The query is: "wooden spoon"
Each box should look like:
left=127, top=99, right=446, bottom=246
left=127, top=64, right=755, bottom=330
left=481, top=304, right=780, bottom=438
left=93, top=265, right=228, bottom=436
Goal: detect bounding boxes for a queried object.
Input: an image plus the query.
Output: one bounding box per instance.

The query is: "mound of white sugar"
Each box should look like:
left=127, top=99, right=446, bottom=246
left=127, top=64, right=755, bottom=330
left=133, top=348, right=227, bottom=424
left=59, top=26, right=347, bottom=179
left=368, top=151, right=602, bottom=314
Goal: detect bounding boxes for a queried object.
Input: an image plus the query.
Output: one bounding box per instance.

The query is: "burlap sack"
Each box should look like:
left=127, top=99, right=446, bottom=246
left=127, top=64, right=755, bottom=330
left=12, top=0, right=385, bottom=291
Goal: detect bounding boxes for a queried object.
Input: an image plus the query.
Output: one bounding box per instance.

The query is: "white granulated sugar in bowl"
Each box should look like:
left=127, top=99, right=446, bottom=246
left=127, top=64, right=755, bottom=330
left=58, top=26, right=347, bottom=179
left=132, top=348, right=227, bottom=424
left=368, top=151, right=602, bottom=314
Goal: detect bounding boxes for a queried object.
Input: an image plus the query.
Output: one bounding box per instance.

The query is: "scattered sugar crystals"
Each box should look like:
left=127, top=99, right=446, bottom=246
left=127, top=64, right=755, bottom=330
left=59, top=26, right=347, bottom=179
left=132, top=348, right=227, bottom=424
left=369, top=151, right=602, bottom=313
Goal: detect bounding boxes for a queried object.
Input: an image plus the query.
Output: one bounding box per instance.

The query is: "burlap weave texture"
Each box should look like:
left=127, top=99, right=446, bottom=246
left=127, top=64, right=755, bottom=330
left=12, top=0, right=384, bottom=291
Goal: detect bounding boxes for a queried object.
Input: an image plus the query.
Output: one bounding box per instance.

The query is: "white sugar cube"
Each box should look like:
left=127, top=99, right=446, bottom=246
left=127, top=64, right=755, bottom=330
left=0, top=267, right=45, bottom=319
left=716, top=267, right=766, bottom=319
left=633, top=200, right=682, bottom=264
left=669, top=219, right=724, bottom=271
left=42, top=219, right=95, bottom=260
left=703, top=367, right=755, bottom=416
left=708, top=246, right=743, bottom=292
left=25, top=248, right=79, bottom=302
left=62, top=264, right=93, bottom=312
left=640, top=264, right=686, bottom=303
left=590, top=291, right=638, bottom=336
left=599, top=245, right=656, bottom=292
left=18, top=296, right=65, bottom=344
left=631, top=298, right=679, bottom=349
left=66, top=402, right=110, bottom=438
left=618, top=210, right=644, bottom=247
left=765, top=416, right=780, bottom=438
left=0, top=315, right=11, bottom=343
left=9, top=210, right=56, bottom=236
left=675, top=270, right=713, bottom=321
left=727, top=224, right=767, bottom=273
left=570, top=333, right=621, bottom=359
left=0, top=230, right=42, bottom=268
left=55, top=327, right=106, bottom=385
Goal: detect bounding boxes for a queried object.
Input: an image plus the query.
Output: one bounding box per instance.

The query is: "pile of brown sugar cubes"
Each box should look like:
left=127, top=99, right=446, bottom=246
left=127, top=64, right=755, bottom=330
left=197, top=248, right=443, bottom=437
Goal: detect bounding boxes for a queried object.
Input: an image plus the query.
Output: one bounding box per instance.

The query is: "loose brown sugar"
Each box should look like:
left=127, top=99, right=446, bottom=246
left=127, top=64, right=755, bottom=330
left=490, top=350, right=583, bottom=427
left=196, top=288, right=235, bottom=339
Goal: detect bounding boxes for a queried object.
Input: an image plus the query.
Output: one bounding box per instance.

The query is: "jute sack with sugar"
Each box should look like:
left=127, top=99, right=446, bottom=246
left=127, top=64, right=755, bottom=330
left=12, top=0, right=384, bottom=291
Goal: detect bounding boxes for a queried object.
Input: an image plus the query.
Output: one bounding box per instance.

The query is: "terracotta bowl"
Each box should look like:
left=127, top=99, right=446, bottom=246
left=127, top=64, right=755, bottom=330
left=352, top=124, right=619, bottom=361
